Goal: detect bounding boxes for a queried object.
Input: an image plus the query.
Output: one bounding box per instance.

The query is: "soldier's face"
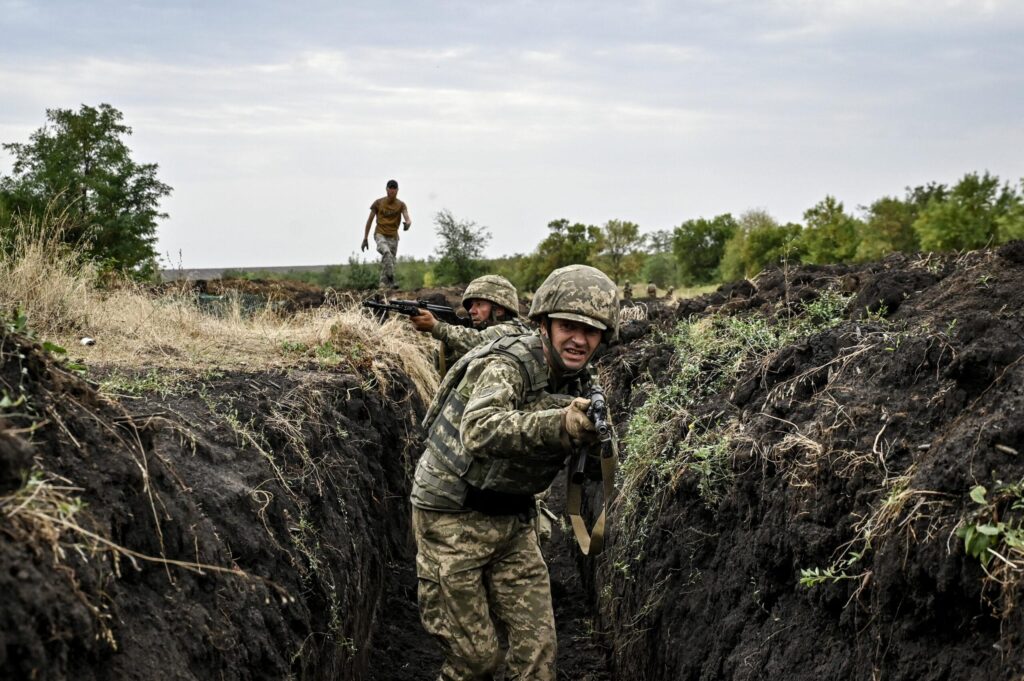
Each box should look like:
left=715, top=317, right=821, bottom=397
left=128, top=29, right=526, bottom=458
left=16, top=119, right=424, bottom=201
left=467, top=299, right=493, bottom=325
left=386, top=186, right=398, bottom=199
left=544, top=318, right=602, bottom=371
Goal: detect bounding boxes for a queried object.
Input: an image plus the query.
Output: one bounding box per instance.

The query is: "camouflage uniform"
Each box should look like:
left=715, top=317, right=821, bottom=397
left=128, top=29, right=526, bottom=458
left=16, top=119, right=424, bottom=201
left=374, top=232, right=400, bottom=289
left=412, top=265, right=619, bottom=681
left=432, top=316, right=532, bottom=362
left=431, top=275, right=531, bottom=367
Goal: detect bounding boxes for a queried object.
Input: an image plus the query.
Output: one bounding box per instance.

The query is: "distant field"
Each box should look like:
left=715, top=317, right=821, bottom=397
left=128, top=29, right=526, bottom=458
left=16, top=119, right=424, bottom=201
left=160, top=264, right=331, bottom=281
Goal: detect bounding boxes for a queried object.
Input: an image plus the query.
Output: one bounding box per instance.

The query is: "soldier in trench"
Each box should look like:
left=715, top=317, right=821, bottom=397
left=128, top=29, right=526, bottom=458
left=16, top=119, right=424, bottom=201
left=411, top=264, right=618, bottom=681
left=407, top=274, right=531, bottom=362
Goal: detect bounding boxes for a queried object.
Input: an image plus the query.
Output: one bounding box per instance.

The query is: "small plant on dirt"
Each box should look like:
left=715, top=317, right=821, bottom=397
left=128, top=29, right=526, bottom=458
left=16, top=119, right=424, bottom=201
left=315, top=341, right=341, bottom=362
left=957, top=483, right=1024, bottom=568
left=280, top=340, right=309, bottom=355
left=799, top=566, right=857, bottom=588
left=100, top=368, right=183, bottom=397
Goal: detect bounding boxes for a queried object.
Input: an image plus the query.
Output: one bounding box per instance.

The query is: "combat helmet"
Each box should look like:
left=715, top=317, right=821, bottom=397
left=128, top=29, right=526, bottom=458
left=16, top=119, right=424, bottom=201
left=529, top=265, right=619, bottom=340
left=462, top=275, right=520, bottom=317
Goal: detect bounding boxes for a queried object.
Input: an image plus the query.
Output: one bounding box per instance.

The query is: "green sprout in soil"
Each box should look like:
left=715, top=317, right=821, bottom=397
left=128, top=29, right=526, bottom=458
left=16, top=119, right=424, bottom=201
left=957, top=483, right=1024, bottom=568
left=100, top=368, right=184, bottom=398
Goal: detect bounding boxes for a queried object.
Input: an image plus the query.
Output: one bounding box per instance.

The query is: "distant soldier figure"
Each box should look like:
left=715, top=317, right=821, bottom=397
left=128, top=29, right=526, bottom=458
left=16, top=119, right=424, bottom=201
left=623, top=280, right=633, bottom=301
left=666, top=286, right=675, bottom=298
left=361, top=179, right=411, bottom=290
left=647, top=281, right=657, bottom=298
left=412, top=264, right=619, bottom=681
left=409, top=274, right=530, bottom=362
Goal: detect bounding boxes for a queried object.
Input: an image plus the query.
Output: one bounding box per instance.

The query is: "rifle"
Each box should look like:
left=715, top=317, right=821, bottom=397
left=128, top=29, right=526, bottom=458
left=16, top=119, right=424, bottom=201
left=567, top=383, right=618, bottom=556
left=362, top=299, right=474, bottom=328
left=570, top=385, right=611, bottom=485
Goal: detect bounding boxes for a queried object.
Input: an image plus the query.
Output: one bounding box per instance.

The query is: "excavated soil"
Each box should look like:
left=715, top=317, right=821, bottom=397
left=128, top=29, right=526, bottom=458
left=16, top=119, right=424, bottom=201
left=0, top=330, right=427, bottom=679
left=596, top=243, right=1024, bottom=680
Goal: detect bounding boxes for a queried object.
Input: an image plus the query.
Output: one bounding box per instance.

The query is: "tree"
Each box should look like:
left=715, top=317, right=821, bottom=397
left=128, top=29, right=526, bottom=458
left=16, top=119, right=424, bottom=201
left=855, top=196, right=920, bottom=261
left=521, top=219, right=603, bottom=290
left=645, top=229, right=674, bottom=254
left=800, top=195, right=861, bottom=264
left=642, top=252, right=677, bottom=288
left=0, top=104, right=172, bottom=273
left=997, top=179, right=1024, bottom=242
left=672, top=213, right=738, bottom=285
left=913, top=172, right=1022, bottom=252
left=596, top=219, right=645, bottom=283
left=719, top=210, right=802, bottom=281
left=432, top=209, right=491, bottom=285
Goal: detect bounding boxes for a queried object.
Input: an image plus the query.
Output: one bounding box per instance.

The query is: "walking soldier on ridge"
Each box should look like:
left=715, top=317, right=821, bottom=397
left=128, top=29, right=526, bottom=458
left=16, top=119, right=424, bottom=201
left=411, top=264, right=619, bottom=681
left=361, top=179, right=411, bottom=290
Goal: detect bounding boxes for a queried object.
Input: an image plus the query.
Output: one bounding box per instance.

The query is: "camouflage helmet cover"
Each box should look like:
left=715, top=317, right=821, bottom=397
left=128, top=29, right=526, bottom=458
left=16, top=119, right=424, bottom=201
left=529, top=264, right=619, bottom=334
left=462, top=274, right=520, bottom=317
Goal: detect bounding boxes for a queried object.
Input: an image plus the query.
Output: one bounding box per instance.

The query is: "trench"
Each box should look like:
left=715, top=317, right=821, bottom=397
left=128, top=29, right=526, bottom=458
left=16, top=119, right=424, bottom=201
left=5, top=242, right=1024, bottom=681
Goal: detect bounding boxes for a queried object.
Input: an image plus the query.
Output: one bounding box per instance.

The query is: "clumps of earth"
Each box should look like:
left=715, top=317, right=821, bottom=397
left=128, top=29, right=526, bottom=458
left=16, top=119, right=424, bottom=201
left=3, top=242, right=1023, bottom=680
left=596, top=241, right=1024, bottom=680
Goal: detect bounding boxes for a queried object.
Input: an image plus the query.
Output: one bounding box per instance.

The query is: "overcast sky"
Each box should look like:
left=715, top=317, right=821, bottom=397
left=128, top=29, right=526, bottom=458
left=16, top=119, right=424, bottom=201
left=2, top=0, right=1022, bottom=268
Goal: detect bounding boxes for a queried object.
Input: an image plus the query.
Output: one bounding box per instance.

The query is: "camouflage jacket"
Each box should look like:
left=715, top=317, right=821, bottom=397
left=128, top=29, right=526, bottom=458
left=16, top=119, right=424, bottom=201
left=430, top=316, right=532, bottom=361
left=411, top=333, right=591, bottom=512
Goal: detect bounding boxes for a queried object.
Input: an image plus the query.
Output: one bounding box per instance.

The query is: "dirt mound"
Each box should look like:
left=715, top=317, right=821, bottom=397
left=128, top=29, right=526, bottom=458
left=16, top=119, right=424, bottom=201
left=594, top=244, right=1024, bottom=680
left=0, top=327, right=425, bottom=679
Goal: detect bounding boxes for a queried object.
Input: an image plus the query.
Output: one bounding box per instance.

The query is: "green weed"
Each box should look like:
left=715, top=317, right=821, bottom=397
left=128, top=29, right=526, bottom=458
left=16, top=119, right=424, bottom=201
left=99, top=368, right=184, bottom=397
left=957, top=483, right=1024, bottom=568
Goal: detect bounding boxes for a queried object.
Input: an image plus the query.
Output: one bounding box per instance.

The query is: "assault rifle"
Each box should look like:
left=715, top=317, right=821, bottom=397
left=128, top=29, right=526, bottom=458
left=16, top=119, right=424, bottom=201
left=570, top=384, right=612, bottom=484
left=567, top=383, right=618, bottom=556
left=362, top=299, right=474, bottom=328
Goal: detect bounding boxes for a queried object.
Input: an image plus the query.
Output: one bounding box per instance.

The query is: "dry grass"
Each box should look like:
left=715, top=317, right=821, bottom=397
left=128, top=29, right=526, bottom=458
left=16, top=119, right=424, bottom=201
left=0, top=212, right=439, bottom=404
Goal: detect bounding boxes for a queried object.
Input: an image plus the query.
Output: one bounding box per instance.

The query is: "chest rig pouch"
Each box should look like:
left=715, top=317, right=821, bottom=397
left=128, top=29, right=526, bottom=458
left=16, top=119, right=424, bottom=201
left=418, top=333, right=579, bottom=505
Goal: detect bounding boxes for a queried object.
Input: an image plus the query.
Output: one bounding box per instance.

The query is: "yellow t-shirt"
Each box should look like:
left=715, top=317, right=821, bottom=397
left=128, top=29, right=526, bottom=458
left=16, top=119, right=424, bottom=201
left=370, top=197, right=407, bottom=237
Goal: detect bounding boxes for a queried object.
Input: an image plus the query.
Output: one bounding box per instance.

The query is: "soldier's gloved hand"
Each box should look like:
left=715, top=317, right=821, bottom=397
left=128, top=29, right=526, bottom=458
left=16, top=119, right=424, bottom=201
left=562, top=397, right=598, bottom=444
left=361, top=238, right=369, bottom=252
left=409, top=309, right=437, bottom=332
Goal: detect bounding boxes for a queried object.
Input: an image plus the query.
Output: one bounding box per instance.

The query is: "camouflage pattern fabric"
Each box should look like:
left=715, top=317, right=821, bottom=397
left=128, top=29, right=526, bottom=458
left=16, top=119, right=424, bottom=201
left=431, top=317, right=532, bottom=362
left=413, top=507, right=556, bottom=681
left=461, top=275, right=521, bottom=317
left=412, top=333, right=591, bottom=511
left=374, top=233, right=399, bottom=288
left=528, top=264, right=619, bottom=340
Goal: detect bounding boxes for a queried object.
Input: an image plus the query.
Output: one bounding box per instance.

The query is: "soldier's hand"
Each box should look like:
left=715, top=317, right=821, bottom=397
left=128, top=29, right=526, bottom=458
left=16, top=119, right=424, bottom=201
left=403, top=221, right=411, bottom=231
left=562, top=397, right=598, bottom=443
left=409, top=309, right=437, bottom=332
left=361, top=238, right=369, bottom=252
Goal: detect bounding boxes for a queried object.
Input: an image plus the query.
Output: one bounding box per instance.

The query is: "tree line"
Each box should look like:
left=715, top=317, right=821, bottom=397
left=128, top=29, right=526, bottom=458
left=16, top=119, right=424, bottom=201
left=3, top=104, right=1023, bottom=290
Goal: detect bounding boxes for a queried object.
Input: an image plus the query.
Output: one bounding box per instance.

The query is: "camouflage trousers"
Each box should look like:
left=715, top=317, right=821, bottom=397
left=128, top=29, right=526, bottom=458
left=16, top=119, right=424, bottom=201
left=413, top=507, right=556, bottom=681
left=374, top=232, right=399, bottom=288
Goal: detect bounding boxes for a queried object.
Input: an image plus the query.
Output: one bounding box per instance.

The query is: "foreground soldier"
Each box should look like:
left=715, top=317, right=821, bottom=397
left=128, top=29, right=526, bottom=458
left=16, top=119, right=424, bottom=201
left=408, top=274, right=530, bottom=361
left=411, top=264, right=618, bottom=681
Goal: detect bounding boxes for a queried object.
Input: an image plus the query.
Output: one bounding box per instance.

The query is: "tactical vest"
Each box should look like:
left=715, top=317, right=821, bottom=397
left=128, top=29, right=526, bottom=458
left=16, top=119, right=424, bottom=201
left=412, top=333, right=584, bottom=511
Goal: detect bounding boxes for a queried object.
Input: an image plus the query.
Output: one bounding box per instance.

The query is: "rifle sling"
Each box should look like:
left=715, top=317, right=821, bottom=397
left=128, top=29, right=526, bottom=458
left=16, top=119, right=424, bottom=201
left=566, top=432, right=618, bottom=556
